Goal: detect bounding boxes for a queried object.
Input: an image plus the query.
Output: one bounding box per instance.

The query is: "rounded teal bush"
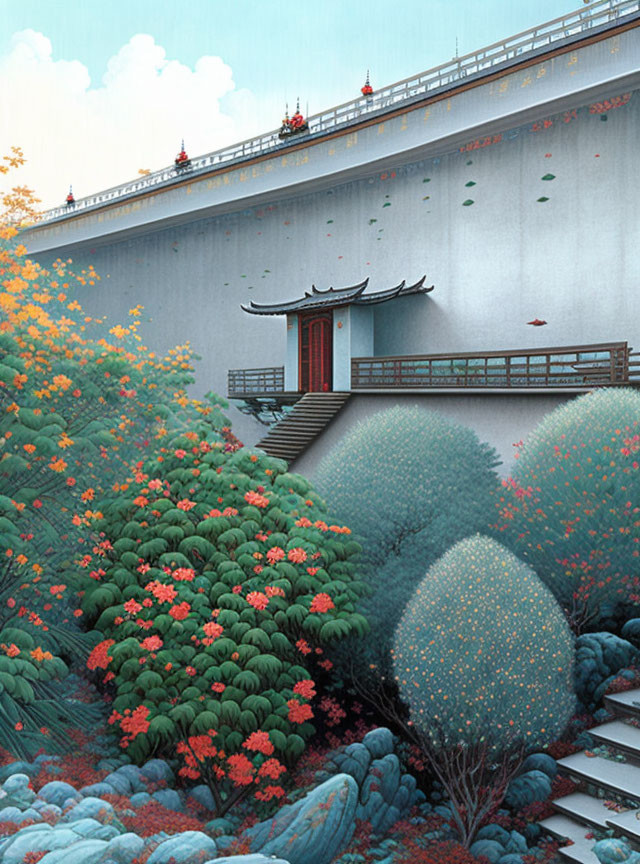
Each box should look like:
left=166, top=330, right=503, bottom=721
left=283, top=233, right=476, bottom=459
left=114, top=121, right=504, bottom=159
left=495, top=388, right=640, bottom=630
left=312, top=406, right=501, bottom=674
left=392, top=535, right=575, bottom=748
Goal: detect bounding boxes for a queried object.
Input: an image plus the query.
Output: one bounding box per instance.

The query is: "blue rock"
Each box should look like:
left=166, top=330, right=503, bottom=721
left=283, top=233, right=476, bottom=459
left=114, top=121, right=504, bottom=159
left=621, top=619, right=640, bottom=650
left=205, top=816, right=234, bottom=835
left=519, top=753, right=558, bottom=779
left=371, top=754, right=400, bottom=803
left=0, top=824, right=78, bottom=864
left=523, top=823, right=542, bottom=844
left=476, top=824, right=511, bottom=846
left=504, top=770, right=552, bottom=810
left=214, top=833, right=236, bottom=850
left=105, top=832, right=145, bottom=863
left=130, top=792, right=151, bottom=807
left=575, top=632, right=638, bottom=709
left=593, top=837, right=640, bottom=863
left=21, top=807, right=42, bottom=822
left=362, top=728, right=394, bottom=759
left=111, top=764, right=147, bottom=794
left=61, top=797, right=115, bottom=824
left=0, top=805, right=24, bottom=821
left=103, top=771, right=134, bottom=796
left=244, top=773, right=359, bottom=864
left=3, top=773, right=32, bottom=795
left=37, top=781, right=80, bottom=808
left=140, top=759, right=174, bottom=784
left=205, top=857, right=291, bottom=864
left=0, top=761, right=36, bottom=781
left=152, top=788, right=183, bottom=811
left=498, top=856, right=524, bottom=864
left=66, top=817, right=119, bottom=840
left=146, top=830, right=217, bottom=863
left=505, top=830, right=528, bottom=854
left=80, top=782, right=117, bottom=798
left=187, top=783, right=215, bottom=810
left=37, top=839, right=109, bottom=864
left=470, top=839, right=505, bottom=863
left=334, top=743, right=371, bottom=786
left=32, top=801, right=62, bottom=819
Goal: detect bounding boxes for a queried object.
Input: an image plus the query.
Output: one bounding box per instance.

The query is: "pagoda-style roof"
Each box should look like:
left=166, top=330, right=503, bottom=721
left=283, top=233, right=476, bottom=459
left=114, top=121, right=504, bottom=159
left=241, top=276, right=433, bottom=315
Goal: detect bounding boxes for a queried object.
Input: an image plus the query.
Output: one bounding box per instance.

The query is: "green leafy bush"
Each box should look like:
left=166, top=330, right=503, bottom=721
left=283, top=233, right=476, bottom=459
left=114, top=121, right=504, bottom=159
left=494, top=388, right=640, bottom=631
left=75, top=419, right=367, bottom=810
left=312, top=406, right=501, bottom=675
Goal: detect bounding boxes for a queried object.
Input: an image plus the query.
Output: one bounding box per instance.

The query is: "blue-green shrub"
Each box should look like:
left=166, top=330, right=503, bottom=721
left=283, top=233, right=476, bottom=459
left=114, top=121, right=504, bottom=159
left=392, top=535, right=575, bottom=748
left=312, top=406, right=501, bottom=673
left=494, top=388, right=640, bottom=630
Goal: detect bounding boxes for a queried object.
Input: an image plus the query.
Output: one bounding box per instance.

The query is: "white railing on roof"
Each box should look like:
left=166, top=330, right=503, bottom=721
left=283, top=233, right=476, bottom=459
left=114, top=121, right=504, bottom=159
left=38, top=0, right=639, bottom=225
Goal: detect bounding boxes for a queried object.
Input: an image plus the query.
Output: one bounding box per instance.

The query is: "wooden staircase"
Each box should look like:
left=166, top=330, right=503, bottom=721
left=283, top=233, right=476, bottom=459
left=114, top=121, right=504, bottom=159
left=256, top=392, right=351, bottom=463
left=539, top=687, right=640, bottom=863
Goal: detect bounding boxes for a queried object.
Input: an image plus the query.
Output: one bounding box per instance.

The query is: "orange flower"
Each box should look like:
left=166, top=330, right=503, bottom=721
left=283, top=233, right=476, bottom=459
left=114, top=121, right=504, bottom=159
left=310, top=593, right=335, bottom=614
left=243, top=730, right=274, bottom=755
left=287, top=547, right=307, bottom=564
left=287, top=699, right=314, bottom=723
left=49, top=457, right=67, bottom=473
left=246, top=591, right=269, bottom=611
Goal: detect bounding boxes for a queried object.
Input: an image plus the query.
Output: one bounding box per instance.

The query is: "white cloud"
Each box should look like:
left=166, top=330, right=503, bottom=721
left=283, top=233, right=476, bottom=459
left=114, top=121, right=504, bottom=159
left=0, top=29, right=267, bottom=209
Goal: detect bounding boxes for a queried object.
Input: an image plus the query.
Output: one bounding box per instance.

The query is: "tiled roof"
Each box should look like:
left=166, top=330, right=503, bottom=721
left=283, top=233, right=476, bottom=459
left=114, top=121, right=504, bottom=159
left=241, top=276, right=433, bottom=315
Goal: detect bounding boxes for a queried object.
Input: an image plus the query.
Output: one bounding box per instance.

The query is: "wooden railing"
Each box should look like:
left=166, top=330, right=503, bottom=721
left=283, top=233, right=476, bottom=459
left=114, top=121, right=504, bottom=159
left=351, top=343, right=637, bottom=390
left=228, top=366, right=284, bottom=397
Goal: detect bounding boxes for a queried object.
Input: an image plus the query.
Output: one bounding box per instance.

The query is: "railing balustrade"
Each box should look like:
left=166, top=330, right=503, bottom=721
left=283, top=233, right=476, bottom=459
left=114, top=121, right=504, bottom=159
left=351, top=343, right=636, bottom=390
left=37, top=0, right=639, bottom=225
left=228, top=366, right=284, bottom=398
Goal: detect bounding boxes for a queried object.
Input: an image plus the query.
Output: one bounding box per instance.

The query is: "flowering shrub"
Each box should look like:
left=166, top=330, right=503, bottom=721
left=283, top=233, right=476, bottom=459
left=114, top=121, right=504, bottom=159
left=0, top=151, right=230, bottom=757
left=312, top=406, right=500, bottom=677
left=392, top=535, right=575, bottom=845
left=75, top=423, right=367, bottom=814
left=493, top=389, right=640, bottom=630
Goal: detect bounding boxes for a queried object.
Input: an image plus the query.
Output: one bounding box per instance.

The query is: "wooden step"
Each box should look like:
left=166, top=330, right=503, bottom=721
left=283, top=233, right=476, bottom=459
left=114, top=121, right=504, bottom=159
left=605, top=689, right=640, bottom=720
left=607, top=807, right=640, bottom=844
left=553, top=792, right=612, bottom=829
left=257, top=393, right=350, bottom=462
left=590, top=720, right=640, bottom=759
left=539, top=814, right=600, bottom=863
left=557, top=752, right=640, bottom=799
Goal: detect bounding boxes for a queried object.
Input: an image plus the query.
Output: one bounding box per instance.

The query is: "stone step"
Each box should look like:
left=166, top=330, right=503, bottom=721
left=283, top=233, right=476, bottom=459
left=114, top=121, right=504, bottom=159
left=258, top=393, right=350, bottom=461
left=553, top=792, right=612, bottom=829
left=607, top=806, right=640, bottom=844
left=605, top=689, right=640, bottom=720
left=590, top=720, right=640, bottom=759
left=558, top=752, right=640, bottom=799
left=539, top=814, right=600, bottom=863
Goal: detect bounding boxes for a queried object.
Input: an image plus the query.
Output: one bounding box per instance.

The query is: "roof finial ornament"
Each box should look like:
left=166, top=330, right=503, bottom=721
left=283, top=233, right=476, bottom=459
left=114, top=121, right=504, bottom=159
left=175, top=139, right=191, bottom=170
left=279, top=98, right=309, bottom=139
left=361, top=70, right=373, bottom=98
left=66, top=185, right=75, bottom=206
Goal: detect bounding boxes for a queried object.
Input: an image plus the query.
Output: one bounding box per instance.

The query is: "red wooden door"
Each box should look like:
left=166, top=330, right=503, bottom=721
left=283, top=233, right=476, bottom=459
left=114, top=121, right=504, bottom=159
left=299, top=312, right=333, bottom=392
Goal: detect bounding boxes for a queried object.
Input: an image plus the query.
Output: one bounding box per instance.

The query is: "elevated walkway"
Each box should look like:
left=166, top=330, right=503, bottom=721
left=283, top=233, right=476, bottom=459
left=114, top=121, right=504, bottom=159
left=256, top=392, right=350, bottom=462
left=539, top=686, right=640, bottom=863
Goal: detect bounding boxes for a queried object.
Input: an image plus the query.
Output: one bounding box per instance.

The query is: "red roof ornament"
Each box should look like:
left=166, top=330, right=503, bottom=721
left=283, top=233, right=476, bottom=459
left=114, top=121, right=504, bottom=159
left=527, top=318, right=547, bottom=326
left=66, top=185, right=75, bottom=206
left=175, top=140, right=191, bottom=169
left=361, top=70, right=373, bottom=97
left=279, top=99, right=309, bottom=139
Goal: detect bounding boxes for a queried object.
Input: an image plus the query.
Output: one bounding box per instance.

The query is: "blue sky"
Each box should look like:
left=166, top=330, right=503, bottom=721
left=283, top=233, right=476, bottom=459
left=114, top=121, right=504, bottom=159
left=0, top=0, right=589, bottom=206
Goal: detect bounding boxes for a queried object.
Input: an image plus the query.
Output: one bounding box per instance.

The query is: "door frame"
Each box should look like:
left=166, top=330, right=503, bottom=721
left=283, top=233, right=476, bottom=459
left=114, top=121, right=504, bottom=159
left=298, top=311, right=333, bottom=392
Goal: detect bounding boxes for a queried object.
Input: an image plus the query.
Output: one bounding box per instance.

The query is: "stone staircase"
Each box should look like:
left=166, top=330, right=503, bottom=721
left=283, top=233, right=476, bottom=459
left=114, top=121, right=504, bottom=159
left=256, top=392, right=351, bottom=462
left=540, top=687, right=640, bottom=863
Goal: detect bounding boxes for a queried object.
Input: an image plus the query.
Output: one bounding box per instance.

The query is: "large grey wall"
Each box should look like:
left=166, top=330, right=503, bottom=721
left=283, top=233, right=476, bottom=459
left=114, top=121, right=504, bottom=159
left=25, top=25, right=640, bottom=454
left=290, top=393, right=576, bottom=479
